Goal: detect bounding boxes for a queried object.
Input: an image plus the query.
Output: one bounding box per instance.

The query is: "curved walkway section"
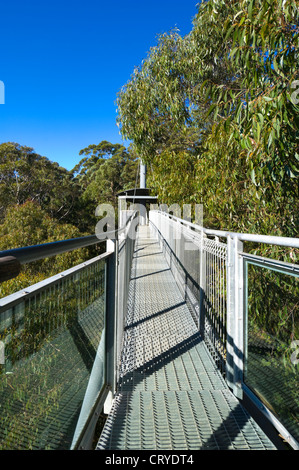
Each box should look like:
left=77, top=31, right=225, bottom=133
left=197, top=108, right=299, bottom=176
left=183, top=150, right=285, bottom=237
left=97, top=226, right=276, bottom=450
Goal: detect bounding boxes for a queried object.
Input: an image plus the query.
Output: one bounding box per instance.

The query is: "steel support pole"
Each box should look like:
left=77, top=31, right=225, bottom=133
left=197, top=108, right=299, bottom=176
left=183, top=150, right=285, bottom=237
left=105, top=240, right=117, bottom=397
left=233, top=236, right=244, bottom=399
left=199, top=230, right=206, bottom=335
left=226, top=235, right=244, bottom=398
left=140, top=161, right=146, bottom=189
left=226, top=235, right=235, bottom=391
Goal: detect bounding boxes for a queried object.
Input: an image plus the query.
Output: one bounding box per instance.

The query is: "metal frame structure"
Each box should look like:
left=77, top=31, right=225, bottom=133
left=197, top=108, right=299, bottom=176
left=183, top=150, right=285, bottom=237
left=149, top=210, right=299, bottom=449
left=0, top=212, right=138, bottom=450
left=0, top=206, right=298, bottom=450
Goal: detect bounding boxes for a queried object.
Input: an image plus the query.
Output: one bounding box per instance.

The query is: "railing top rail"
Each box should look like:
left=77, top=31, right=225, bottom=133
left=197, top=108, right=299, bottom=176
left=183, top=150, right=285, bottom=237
left=0, top=234, right=102, bottom=265
left=152, top=210, right=299, bottom=249
left=0, top=251, right=112, bottom=312
left=0, top=211, right=138, bottom=265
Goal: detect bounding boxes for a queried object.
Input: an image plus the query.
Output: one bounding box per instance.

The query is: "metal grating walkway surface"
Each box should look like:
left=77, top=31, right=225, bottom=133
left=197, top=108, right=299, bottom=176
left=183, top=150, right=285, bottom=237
left=97, top=226, right=277, bottom=450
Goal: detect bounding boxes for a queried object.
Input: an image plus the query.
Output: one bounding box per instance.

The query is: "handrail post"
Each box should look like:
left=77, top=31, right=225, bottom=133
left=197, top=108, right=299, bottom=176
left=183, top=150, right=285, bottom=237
left=226, top=235, right=244, bottom=398
left=226, top=235, right=234, bottom=390
left=105, top=239, right=117, bottom=398
left=234, top=236, right=244, bottom=398
left=199, top=229, right=206, bottom=334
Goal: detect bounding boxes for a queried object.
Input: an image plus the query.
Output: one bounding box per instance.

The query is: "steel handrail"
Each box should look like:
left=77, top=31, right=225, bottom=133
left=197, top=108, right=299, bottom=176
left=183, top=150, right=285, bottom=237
left=0, top=211, right=138, bottom=265
left=0, top=251, right=112, bottom=311
left=154, top=210, right=299, bottom=249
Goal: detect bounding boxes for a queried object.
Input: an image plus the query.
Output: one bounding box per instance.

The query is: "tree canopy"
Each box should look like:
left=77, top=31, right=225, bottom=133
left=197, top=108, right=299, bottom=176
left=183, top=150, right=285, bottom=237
left=1, top=0, right=298, bottom=293
left=0, top=142, right=80, bottom=225
left=0, top=140, right=139, bottom=296
left=72, top=140, right=138, bottom=207
left=116, top=0, right=299, bottom=240
left=0, top=200, right=92, bottom=297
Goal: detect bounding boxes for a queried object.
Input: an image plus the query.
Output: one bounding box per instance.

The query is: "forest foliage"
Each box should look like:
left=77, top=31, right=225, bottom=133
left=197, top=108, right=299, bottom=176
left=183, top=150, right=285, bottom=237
left=115, top=0, right=299, bottom=360
left=117, top=0, right=298, bottom=244
left=0, top=141, right=138, bottom=296
left=1, top=0, right=298, bottom=296
left=0, top=1, right=298, bottom=449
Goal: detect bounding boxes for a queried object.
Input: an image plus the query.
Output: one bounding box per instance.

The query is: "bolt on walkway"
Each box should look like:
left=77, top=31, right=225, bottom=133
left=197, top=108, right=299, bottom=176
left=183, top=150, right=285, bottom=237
left=97, top=226, right=277, bottom=450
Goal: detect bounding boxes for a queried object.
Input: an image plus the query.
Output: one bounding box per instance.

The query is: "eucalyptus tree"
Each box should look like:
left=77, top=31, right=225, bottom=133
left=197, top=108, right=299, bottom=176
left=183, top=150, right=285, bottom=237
left=0, top=200, right=91, bottom=297
left=198, top=0, right=299, bottom=237
left=73, top=140, right=138, bottom=210
left=199, top=0, right=299, bottom=190
left=116, top=30, right=202, bottom=162
left=116, top=0, right=298, bottom=237
left=116, top=2, right=238, bottom=163
left=0, top=142, right=80, bottom=225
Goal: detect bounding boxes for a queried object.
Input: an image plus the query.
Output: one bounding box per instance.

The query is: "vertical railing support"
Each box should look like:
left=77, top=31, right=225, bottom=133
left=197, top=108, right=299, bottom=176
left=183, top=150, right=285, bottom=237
left=226, top=235, right=244, bottom=398
left=226, top=235, right=234, bottom=390
left=234, top=236, right=244, bottom=398
left=199, top=229, right=206, bottom=334
left=105, top=239, right=117, bottom=398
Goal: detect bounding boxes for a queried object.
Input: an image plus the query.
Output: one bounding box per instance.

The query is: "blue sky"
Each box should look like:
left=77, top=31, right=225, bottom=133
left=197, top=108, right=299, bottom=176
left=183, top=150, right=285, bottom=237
left=0, top=0, right=199, bottom=170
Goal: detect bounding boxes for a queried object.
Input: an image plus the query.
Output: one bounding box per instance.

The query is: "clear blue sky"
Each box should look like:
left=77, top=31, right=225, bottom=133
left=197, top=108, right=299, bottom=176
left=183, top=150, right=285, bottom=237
left=0, top=0, right=200, bottom=170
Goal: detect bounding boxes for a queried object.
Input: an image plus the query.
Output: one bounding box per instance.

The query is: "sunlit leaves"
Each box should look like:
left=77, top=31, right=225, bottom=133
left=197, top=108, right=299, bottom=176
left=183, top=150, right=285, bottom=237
left=73, top=141, right=138, bottom=210
left=0, top=201, right=91, bottom=297
left=216, top=0, right=299, bottom=181
left=116, top=0, right=298, bottom=240
left=0, top=142, right=81, bottom=227
left=116, top=30, right=201, bottom=162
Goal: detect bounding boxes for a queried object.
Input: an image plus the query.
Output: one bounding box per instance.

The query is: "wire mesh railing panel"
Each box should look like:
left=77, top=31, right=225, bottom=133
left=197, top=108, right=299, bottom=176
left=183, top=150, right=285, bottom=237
left=150, top=214, right=202, bottom=324
left=203, top=238, right=227, bottom=375
left=183, top=241, right=201, bottom=315
left=150, top=212, right=228, bottom=375
left=244, top=258, right=299, bottom=445
left=116, top=213, right=138, bottom=382
left=149, top=209, right=299, bottom=447
left=0, top=255, right=107, bottom=450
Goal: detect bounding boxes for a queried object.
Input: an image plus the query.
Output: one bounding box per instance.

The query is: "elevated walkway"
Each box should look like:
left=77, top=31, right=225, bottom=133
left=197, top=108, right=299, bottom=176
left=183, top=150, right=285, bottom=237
left=97, top=226, right=277, bottom=450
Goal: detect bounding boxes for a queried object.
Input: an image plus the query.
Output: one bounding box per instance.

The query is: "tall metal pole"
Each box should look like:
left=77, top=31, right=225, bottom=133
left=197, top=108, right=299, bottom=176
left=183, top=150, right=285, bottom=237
left=140, top=161, right=146, bottom=189
left=139, top=161, right=147, bottom=225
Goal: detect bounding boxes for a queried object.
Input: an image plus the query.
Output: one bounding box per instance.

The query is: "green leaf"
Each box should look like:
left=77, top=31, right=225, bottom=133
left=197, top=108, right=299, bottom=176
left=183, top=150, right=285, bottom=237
left=257, top=113, right=264, bottom=126
left=251, top=168, right=256, bottom=185
left=273, top=57, right=279, bottom=74
left=235, top=102, right=242, bottom=120
left=256, top=122, right=261, bottom=141
left=248, top=0, right=254, bottom=21
left=225, top=23, right=236, bottom=41
left=230, top=46, right=239, bottom=58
